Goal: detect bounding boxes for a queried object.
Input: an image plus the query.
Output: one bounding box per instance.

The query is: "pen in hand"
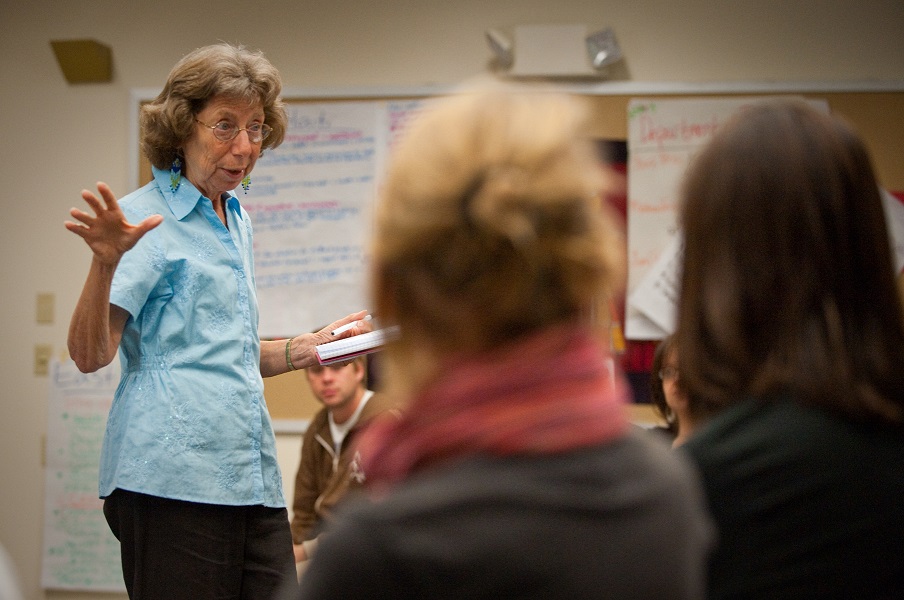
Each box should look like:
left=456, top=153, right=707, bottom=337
left=331, top=314, right=372, bottom=336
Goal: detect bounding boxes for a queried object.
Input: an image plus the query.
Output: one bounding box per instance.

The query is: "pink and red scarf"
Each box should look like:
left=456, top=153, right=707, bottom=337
left=358, top=324, right=630, bottom=491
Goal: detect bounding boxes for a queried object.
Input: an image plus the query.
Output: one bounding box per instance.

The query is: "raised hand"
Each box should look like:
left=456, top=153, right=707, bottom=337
left=65, top=182, right=163, bottom=265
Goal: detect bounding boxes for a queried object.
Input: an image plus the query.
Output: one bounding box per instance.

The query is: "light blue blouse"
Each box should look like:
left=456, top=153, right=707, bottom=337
left=100, top=166, right=285, bottom=507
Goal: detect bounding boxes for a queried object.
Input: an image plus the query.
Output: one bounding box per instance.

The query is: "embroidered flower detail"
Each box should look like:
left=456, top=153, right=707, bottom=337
left=190, top=234, right=215, bottom=261
left=216, top=382, right=241, bottom=410
left=145, top=243, right=167, bottom=273
left=132, top=372, right=155, bottom=407
left=216, top=464, right=240, bottom=490
left=270, top=470, right=285, bottom=496
left=121, top=456, right=155, bottom=484
left=159, top=401, right=208, bottom=455
left=207, top=306, right=232, bottom=335
left=173, top=266, right=203, bottom=305
left=126, top=203, right=155, bottom=222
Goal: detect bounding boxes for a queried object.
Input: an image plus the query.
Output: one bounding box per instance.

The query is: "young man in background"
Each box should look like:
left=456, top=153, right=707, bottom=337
left=290, top=356, right=397, bottom=562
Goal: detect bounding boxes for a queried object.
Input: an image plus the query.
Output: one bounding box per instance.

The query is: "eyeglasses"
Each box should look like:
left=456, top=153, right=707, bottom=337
left=659, top=366, right=679, bottom=381
left=195, top=119, right=272, bottom=144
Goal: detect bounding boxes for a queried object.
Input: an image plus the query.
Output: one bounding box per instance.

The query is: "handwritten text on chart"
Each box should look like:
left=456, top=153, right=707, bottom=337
left=261, top=148, right=375, bottom=168
left=255, top=244, right=363, bottom=269
left=630, top=152, right=689, bottom=170
left=386, top=100, right=426, bottom=149
left=255, top=243, right=366, bottom=289
left=246, top=100, right=422, bottom=336
left=632, top=114, right=722, bottom=149
left=628, top=198, right=680, bottom=215
left=246, top=203, right=362, bottom=232
left=43, top=359, right=125, bottom=592
left=240, top=174, right=373, bottom=199
left=255, top=265, right=365, bottom=288
left=625, top=97, right=791, bottom=339
left=283, top=131, right=369, bottom=145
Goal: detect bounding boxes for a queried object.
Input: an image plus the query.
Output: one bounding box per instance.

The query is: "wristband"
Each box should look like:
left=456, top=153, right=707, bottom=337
left=285, top=337, right=297, bottom=371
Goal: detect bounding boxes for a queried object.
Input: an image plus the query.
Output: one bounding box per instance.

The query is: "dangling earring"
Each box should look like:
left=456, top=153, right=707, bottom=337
left=241, top=175, right=251, bottom=194
left=170, top=157, right=182, bottom=193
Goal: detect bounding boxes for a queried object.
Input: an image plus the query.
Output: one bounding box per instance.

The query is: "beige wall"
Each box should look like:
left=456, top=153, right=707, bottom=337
left=2, top=1, right=903, bottom=598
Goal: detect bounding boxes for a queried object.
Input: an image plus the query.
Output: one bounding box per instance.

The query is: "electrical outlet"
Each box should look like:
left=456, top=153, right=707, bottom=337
left=35, top=344, right=53, bottom=376
left=36, top=293, right=55, bottom=324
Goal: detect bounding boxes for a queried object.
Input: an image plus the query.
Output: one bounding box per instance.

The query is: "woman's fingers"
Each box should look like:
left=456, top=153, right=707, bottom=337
left=68, top=207, right=94, bottom=226
left=79, top=189, right=103, bottom=213
left=95, top=182, right=121, bottom=210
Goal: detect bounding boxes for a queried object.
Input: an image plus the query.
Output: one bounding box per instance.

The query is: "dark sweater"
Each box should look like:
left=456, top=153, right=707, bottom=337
left=683, top=397, right=904, bottom=599
left=294, top=428, right=713, bottom=599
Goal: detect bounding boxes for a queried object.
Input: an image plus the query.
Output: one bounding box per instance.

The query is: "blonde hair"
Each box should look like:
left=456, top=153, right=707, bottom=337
left=371, top=84, right=624, bottom=392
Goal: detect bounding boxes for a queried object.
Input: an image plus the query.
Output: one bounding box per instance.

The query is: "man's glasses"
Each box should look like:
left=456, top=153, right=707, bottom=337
left=195, top=119, right=272, bottom=144
left=659, top=366, right=679, bottom=381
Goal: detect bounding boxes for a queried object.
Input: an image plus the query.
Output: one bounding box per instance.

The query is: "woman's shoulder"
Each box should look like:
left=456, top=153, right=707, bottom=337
left=683, top=395, right=904, bottom=474
left=353, top=430, right=706, bottom=523
left=118, top=180, right=168, bottom=218
left=638, top=423, right=677, bottom=445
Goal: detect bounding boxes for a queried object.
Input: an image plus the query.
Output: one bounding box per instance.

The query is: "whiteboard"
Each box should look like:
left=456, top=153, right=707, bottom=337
left=41, top=358, right=125, bottom=592
left=243, top=99, right=425, bottom=337
left=623, top=96, right=829, bottom=340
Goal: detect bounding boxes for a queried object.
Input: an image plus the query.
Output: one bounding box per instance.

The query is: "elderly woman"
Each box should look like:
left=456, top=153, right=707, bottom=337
left=676, top=99, right=904, bottom=598
left=293, top=85, right=713, bottom=599
left=65, top=43, right=368, bottom=599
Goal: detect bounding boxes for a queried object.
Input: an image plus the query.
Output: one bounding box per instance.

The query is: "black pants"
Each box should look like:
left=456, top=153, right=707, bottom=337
left=103, top=489, right=298, bottom=600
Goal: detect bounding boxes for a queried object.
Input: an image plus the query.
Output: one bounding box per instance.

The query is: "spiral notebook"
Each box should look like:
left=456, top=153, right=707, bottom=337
left=314, top=326, right=401, bottom=365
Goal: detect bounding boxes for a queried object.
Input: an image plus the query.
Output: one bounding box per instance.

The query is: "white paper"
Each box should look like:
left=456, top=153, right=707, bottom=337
left=881, top=189, right=904, bottom=273
left=41, top=359, right=125, bottom=592
left=626, top=234, right=683, bottom=337
left=315, top=326, right=401, bottom=364
left=625, top=96, right=829, bottom=340
left=245, top=99, right=425, bottom=338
